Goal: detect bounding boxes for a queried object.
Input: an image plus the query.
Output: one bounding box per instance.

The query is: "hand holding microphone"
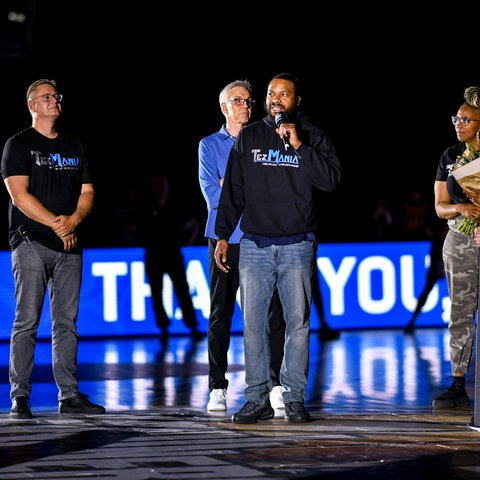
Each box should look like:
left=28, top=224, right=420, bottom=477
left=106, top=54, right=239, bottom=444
left=275, top=113, right=290, bottom=151
left=275, top=112, right=301, bottom=151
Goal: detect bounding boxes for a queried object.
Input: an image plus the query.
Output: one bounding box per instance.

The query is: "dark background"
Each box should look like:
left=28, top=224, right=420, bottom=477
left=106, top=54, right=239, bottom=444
left=0, top=2, right=473, bottom=246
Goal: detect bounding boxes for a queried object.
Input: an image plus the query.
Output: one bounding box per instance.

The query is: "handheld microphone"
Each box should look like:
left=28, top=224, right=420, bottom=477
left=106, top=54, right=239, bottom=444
left=275, top=113, right=290, bottom=151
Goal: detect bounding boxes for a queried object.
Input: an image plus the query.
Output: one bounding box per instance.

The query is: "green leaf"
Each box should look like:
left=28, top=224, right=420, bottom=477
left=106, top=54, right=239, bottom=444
left=457, top=217, right=478, bottom=235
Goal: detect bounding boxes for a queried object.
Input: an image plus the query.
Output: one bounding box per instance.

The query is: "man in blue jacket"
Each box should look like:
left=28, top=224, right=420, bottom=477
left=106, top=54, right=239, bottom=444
left=199, top=79, right=286, bottom=412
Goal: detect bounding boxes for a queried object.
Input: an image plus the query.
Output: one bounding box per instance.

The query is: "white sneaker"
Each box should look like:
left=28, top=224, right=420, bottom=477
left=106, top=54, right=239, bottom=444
left=207, top=388, right=227, bottom=411
left=270, top=385, right=286, bottom=409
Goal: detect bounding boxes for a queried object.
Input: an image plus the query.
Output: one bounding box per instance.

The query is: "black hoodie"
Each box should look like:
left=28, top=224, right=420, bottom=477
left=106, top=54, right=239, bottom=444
left=215, top=114, right=341, bottom=240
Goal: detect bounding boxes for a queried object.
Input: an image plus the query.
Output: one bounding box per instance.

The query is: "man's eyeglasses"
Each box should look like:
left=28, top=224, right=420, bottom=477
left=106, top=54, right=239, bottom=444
left=30, top=93, right=63, bottom=103
left=451, top=116, right=480, bottom=126
left=227, top=97, right=255, bottom=108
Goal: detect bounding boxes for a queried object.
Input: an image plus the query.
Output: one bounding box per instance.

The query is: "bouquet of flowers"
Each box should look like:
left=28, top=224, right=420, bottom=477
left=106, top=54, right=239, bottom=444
left=451, top=143, right=480, bottom=234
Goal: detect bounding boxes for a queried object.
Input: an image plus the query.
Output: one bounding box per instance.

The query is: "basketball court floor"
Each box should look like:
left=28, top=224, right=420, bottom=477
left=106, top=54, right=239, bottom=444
left=0, top=327, right=479, bottom=479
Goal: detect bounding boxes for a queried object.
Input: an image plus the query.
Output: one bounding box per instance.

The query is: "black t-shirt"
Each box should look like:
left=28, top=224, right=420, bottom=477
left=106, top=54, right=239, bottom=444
left=436, top=142, right=471, bottom=204
left=1, top=127, right=92, bottom=252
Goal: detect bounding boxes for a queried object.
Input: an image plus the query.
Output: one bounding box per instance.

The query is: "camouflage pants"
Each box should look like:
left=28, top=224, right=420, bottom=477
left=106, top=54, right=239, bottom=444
left=443, top=218, right=480, bottom=375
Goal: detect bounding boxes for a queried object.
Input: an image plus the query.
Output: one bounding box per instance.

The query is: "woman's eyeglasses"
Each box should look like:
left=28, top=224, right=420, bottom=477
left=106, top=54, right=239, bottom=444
left=451, top=116, right=480, bottom=126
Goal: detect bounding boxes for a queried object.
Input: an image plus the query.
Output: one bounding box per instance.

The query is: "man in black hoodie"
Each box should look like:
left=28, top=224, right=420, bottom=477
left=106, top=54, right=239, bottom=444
left=214, top=73, right=341, bottom=424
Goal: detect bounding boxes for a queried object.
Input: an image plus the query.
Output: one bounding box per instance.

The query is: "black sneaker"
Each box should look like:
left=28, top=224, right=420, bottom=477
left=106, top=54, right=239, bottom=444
left=58, top=393, right=106, bottom=414
left=10, top=396, right=33, bottom=419
left=432, top=377, right=470, bottom=408
left=231, top=401, right=274, bottom=424
left=285, top=401, right=311, bottom=423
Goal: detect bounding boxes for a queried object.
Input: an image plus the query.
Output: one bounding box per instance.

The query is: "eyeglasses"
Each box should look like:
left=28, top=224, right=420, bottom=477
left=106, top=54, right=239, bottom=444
left=451, top=116, right=480, bottom=126
left=30, top=93, right=63, bottom=103
left=227, top=97, right=255, bottom=108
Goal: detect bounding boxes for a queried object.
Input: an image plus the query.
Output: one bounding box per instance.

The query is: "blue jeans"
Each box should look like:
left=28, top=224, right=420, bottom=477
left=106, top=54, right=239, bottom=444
left=239, top=238, right=314, bottom=405
left=207, top=239, right=286, bottom=391
left=10, top=241, right=83, bottom=401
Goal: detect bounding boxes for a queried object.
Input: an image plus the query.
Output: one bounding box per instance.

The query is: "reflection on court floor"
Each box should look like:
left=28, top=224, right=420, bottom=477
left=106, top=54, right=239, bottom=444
left=0, top=327, right=464, bottom=415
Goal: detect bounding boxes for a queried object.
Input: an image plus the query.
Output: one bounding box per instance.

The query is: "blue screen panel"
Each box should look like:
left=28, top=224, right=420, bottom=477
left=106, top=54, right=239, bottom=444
left=0, top=241, right=449, bottom=339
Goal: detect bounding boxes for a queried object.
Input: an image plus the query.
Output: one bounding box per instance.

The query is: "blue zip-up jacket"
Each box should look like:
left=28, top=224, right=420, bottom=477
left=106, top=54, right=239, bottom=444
left=198, top=124, right=244, bottom=243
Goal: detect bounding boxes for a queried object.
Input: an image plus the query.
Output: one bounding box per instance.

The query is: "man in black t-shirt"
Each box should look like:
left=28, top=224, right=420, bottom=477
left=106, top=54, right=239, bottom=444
left=1, top=78, right=105, bottom=418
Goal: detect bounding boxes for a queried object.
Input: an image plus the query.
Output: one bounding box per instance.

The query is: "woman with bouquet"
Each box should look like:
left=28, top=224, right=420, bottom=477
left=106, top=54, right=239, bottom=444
left=432, top=86, right=480, bottom=409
